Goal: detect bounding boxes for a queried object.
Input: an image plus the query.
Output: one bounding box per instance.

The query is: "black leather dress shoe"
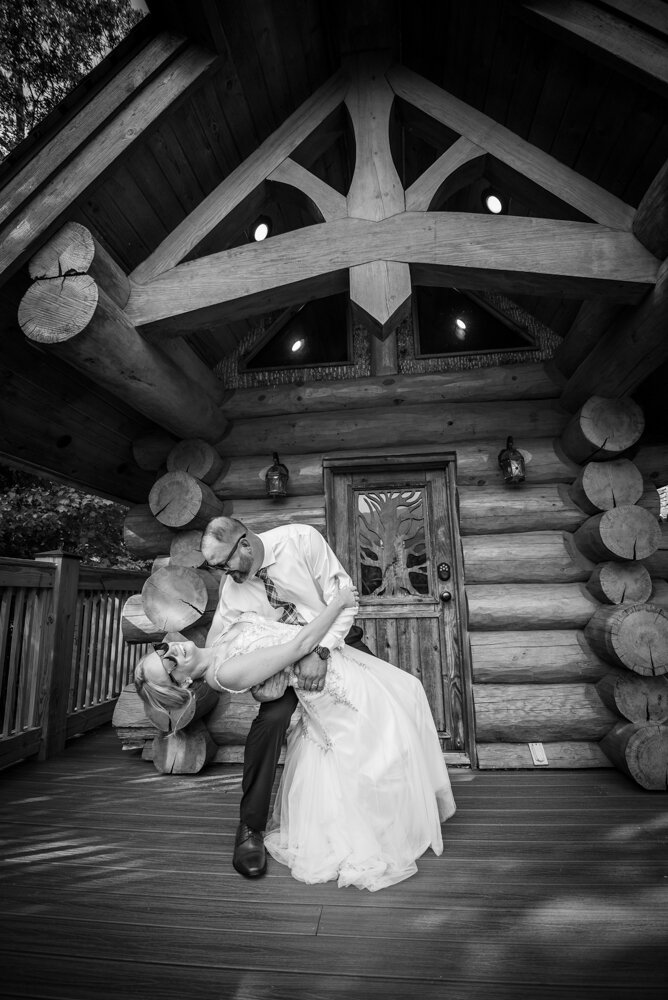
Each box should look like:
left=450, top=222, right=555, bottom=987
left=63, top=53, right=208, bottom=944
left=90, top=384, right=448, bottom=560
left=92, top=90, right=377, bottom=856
left=233, top=822, right=267, bottom=878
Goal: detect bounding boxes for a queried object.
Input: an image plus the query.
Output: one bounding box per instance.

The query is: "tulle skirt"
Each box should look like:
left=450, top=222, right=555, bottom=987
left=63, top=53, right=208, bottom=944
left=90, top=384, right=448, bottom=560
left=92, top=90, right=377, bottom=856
left=264, top=645, right=456, bottom=891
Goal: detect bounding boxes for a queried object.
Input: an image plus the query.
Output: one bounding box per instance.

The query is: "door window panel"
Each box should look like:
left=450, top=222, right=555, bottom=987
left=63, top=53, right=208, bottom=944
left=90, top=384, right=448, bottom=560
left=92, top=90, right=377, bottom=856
left=356, top=489, right=430, bottom=598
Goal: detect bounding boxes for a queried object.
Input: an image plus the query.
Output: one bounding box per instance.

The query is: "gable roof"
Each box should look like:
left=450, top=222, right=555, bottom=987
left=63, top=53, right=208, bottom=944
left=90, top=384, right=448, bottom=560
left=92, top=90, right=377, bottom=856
left=1, top=0, right=667, bottom=500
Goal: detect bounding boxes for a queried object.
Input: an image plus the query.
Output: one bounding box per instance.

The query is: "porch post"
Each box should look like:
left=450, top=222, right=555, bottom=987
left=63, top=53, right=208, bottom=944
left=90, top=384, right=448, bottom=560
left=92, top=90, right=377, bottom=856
left=35, top=551, right=81, bottom=760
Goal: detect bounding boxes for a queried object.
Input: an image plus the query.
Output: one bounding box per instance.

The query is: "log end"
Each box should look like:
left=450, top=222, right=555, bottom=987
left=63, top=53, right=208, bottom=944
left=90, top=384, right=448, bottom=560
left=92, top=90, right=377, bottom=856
left=18, top=274, right=99, bottom=343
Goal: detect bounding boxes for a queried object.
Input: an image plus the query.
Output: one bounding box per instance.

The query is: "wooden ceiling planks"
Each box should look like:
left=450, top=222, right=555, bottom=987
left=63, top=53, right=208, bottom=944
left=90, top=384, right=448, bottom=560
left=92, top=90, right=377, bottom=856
left=188, top=80, right=238, bottom=178
left=481, top=7, right=528, bottom=129
left=599, top=94, right=668, bottom=204
left=0, top=279, right=156, bottom=502
left=148, top=118, right=208, bottom=214
left=625, top=121, right=668, bottom=208
left=548, top=60, right=607, bottom=169
left=75, top=190, right=150, bottom=275
left=217, top=3, right=289, bottom=147
left=4, top=0, right=668, bottom=379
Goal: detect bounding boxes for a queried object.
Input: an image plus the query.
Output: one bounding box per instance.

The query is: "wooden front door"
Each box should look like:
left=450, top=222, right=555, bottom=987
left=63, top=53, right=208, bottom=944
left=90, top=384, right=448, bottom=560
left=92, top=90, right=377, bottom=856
left=324, top=454, right=473, bottom=762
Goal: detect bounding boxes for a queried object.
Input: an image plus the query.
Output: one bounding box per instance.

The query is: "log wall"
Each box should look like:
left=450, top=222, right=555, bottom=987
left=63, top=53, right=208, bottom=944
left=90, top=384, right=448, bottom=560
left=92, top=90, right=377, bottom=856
left=118, top=364, right=668, bottom=781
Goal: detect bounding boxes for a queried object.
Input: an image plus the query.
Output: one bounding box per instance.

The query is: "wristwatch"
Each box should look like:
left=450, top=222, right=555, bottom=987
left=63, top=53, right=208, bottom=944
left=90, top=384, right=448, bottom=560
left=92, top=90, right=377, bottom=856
left=313, top=645, right=330, bottom=660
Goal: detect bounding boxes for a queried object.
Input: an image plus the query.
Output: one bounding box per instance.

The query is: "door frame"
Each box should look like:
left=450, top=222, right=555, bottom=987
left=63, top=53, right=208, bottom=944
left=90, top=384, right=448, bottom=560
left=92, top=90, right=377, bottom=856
left=323, top=450, right=476, bottom=767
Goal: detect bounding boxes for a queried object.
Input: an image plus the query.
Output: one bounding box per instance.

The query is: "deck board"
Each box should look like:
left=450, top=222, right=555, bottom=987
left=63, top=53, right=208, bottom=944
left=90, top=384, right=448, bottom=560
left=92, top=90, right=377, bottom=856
left=1, top=725, right=666, bottom=999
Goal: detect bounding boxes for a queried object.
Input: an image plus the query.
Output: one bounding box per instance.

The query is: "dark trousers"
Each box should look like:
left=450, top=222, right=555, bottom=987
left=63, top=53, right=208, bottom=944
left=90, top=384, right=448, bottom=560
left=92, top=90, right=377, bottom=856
left=239, top=626, right=373, bottom=830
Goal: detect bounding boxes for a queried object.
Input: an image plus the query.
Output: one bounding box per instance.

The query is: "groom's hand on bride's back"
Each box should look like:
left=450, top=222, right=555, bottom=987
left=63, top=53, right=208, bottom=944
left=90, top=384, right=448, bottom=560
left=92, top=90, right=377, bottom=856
left=250, top=670, right=289, bottom=702
left=294, top=651, right=327, bottom=692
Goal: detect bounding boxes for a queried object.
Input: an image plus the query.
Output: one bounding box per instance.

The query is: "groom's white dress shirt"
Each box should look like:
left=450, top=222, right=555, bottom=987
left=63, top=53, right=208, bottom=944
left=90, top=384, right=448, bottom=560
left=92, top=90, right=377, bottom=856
left=206, top=523, right=356, bottom=651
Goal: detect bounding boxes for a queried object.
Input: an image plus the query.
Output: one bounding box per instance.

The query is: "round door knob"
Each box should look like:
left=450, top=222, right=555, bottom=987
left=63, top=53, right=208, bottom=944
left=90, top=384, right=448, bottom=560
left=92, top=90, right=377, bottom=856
left=439, top=590, right=452, bottom=603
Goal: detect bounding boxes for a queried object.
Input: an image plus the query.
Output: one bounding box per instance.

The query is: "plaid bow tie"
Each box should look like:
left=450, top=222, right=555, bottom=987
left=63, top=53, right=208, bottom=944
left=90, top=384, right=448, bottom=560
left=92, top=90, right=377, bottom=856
left=255, top=567, right=306, bottom=625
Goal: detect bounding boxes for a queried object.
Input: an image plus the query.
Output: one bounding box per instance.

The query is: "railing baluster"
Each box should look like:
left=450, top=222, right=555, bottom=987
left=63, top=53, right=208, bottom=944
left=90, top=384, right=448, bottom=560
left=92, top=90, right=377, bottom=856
left=4, top=589, right=26, bottom=736
left=20, top=589, right=44, bottom=730
left=0, top=555, right=148, bottom=765
left=0, top=589, right=14, bottom=738
left=76, top=594, right=93, bottom=712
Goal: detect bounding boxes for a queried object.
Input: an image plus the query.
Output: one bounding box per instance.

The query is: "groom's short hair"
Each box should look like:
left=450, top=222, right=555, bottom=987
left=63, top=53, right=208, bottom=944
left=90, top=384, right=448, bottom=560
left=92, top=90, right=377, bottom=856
left=202, top=516, right=247, bottom=546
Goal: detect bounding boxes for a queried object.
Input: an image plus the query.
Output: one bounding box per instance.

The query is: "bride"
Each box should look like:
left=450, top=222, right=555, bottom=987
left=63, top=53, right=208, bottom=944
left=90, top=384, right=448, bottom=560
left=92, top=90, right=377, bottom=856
left=135, top=585, right=456, bottom=891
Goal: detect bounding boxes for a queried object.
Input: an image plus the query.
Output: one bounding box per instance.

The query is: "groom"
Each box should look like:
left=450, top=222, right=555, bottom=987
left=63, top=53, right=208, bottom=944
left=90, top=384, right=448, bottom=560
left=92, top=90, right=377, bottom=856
left=201, top=516, right=371, bottom=878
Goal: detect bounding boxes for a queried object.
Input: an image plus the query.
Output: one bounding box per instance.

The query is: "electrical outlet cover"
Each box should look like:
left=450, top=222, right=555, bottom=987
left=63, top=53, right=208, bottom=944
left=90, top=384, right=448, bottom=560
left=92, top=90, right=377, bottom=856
left=528, top=742, right=549, bottom=766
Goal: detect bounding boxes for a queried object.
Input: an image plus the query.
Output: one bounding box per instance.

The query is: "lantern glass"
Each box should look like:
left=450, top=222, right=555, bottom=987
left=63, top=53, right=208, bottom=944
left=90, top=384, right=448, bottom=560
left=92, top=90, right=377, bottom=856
left=498, top=436, right=526, bottom=485
left=266, top=452, right=289, bottom=498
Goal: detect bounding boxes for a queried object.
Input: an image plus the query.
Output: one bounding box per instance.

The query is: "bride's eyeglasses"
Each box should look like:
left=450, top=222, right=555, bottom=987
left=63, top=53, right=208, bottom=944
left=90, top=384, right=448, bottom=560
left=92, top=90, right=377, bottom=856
left=152, top=642, right=178, bottom=678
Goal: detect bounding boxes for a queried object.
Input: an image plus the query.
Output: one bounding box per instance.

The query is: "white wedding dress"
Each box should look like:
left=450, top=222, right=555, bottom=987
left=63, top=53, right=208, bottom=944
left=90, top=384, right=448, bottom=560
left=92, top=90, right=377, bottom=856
left=215, top=612, right=456, bottom=891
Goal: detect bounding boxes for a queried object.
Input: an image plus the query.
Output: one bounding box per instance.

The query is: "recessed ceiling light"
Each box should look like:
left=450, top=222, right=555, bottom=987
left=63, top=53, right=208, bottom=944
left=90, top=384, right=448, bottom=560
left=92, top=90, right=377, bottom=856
left=252, top=217, right=271, bottom=241
left=291, top=339, right=304, bottom=352
left=484, top=192, right=504, bottom=214
left=454, top=317, right=467, bottom=341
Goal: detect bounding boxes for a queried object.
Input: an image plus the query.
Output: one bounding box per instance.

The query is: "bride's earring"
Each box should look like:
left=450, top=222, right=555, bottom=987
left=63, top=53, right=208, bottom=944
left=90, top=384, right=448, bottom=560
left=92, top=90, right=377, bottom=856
left=181, top=676, right=193, bottom=688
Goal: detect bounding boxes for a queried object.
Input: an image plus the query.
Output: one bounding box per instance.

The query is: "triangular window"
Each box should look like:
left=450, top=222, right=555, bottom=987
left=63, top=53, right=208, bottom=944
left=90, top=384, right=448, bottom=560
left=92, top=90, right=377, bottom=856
left=414, top=287, right=536, bottom=357
left=243, top=294, right=352, bottom=370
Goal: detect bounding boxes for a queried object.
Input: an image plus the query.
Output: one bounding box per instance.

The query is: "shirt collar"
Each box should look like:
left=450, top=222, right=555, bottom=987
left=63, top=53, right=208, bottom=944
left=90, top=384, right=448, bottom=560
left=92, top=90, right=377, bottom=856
left=258, top=537, right=276, bottom=571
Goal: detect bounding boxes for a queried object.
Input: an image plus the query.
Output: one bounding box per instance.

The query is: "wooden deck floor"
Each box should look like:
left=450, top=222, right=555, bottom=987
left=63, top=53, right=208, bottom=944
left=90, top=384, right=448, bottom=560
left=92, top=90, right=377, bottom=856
left=0, top=726, right=666, bottom=1000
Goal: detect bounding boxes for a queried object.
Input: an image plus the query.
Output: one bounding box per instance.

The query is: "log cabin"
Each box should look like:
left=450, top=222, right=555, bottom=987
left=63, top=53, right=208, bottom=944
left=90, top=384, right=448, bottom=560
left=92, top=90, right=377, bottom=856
left=1, top=3, right=668, bottom=994
left=2, top=0, right=668, bottom=781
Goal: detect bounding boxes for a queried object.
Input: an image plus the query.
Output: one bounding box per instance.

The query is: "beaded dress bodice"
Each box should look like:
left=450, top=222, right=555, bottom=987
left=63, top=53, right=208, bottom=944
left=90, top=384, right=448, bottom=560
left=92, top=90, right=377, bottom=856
left=213, top=612, right=361, bottom=751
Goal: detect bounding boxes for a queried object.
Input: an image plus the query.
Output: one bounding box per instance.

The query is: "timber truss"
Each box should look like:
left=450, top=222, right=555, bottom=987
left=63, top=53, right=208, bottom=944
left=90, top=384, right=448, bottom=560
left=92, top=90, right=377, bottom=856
left=123, top=57, right=658, bottom=340
left=12, top=56, right=666, bottom=444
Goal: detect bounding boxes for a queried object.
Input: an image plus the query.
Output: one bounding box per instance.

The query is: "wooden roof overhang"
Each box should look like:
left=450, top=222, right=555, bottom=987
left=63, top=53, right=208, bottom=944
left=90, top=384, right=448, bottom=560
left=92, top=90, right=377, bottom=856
left=1, top=0, right=667, bottom=503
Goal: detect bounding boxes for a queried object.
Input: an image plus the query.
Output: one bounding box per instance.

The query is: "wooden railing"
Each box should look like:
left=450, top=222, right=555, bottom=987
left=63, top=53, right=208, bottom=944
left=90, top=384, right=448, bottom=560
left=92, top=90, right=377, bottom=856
left=0, top=552, right=149, bottom=769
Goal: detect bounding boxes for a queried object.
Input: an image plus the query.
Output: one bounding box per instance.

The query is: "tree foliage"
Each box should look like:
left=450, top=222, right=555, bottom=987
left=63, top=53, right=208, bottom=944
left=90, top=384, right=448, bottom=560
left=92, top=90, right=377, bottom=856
left=0, top=464, right=149, bottom=570
left=0, top=0, right=143, bottom=158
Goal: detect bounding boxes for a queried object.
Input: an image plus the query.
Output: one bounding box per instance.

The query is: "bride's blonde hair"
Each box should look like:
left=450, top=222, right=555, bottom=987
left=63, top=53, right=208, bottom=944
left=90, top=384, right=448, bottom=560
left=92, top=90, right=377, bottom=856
left=134, top=653, right=194, bottom=731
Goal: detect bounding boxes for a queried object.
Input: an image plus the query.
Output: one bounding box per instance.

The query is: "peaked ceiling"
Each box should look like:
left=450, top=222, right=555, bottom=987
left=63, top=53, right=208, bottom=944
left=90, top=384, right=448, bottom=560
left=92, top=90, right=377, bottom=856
left=1, top=0, right=667, bottom=499
left=3, top=0, right=666, bottom=365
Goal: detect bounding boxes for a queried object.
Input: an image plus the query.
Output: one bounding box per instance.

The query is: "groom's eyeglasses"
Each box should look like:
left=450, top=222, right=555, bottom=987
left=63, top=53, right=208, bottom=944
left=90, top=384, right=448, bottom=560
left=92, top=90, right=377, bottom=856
left=208, top=532, right=246, bottom=573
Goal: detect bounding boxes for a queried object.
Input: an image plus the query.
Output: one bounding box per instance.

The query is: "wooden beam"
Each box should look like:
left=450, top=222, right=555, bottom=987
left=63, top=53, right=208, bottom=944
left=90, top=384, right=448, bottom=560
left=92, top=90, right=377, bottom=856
left=267, top=158, right=347, bottom=222
left=405, top=138, right=486, bottom=212
left=561, top=259, right=668, bottom=409
left=28, top=221, right=130, bottom=306
left=344, top=53, right=409, bottom=336
left=125, top=213, right=658, bottom=331
left=214, top=399, right=568, bottom=458
left=473, top=683, right=617, bottom=740
left=17, top=274, right=228, bottom=442
left=462, top=531, right=593, bottom=584
left=345, top=54, right=404, bottom=221
left=598, top=0, right=668, bottom=37
left=131, top=69, right=349, bottom=284
left=0, top=44, right=218, bottom=284
left=553, top=299, right=623, bottom=377
left=522, top=0, right=668, bottom=96
left=28, top=221, right=225, bottom=407
left=477, top=741, right=612, bottom=769
left=348, top=260, right=412, bottom=339
left=633, top=158, right=668, bottom=260
left=387, top=64, right=635, bottom=230
left=470, top=631, right=608, bottom=684
left=0, top=32, right=185, bottom=227
left=221, top=362, right=561, bottom=418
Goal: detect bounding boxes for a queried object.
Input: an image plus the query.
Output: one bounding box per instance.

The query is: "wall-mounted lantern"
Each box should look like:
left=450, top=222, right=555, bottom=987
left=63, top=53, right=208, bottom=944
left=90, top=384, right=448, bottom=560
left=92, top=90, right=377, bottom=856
left=265, top=452, right=289, bottom=498
left=498, top=436, right=526, bottom=485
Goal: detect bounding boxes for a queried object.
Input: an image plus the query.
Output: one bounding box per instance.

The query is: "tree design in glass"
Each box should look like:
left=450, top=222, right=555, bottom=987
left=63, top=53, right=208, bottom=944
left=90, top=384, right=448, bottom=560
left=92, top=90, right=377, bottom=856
left=357, top=491, right=430, bottom=597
